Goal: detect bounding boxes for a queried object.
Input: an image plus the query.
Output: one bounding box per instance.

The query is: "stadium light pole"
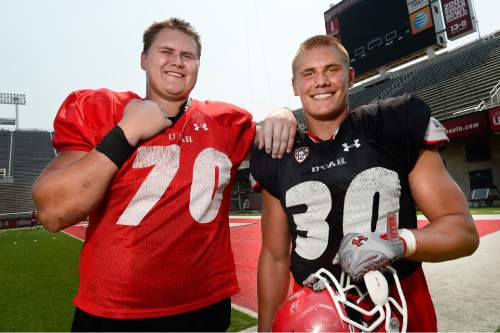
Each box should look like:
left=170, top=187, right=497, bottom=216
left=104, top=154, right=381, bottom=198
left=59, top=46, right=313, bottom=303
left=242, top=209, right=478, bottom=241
left=0, top=93, right=26, bottom=129
left=470, top=0, right=481, bottom=37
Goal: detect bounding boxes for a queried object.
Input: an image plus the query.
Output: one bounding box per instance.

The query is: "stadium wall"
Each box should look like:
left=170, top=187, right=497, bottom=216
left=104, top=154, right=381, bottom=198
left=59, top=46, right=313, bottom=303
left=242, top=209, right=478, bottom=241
left=0, top=130, right=54, bottom=215
left=0, top=214, right=33, bottom=229
left=440, top=129, right=500, bottom=201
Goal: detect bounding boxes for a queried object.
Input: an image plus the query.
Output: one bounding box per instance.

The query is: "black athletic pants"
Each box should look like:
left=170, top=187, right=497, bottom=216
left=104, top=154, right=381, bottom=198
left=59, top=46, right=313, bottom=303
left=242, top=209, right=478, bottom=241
left=71, top=298, right=231, bottom=332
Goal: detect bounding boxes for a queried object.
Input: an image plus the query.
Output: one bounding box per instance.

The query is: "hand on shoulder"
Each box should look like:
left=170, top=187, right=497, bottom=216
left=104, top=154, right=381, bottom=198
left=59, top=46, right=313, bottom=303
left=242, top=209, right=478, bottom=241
left=118, top=99, right=172, bottom=146
left=256, top=107, right=297, bottom=159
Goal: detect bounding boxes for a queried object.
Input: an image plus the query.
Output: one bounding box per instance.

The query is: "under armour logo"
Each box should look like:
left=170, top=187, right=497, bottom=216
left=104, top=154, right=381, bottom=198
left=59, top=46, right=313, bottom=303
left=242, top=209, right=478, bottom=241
left=351, top=235, right=368, bottom=247
left=193, top=123, right=208, bottom=131
left=342, top=139, right=361, bottom=152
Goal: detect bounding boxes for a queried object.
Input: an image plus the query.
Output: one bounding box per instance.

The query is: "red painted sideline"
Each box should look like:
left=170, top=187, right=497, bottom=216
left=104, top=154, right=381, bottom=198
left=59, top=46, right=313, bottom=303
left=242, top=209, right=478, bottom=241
left=230, top=221, right=261, bottom=312
left=64, top=222, right=87, bottom=240
left=64, top=217, right=499, bottom=314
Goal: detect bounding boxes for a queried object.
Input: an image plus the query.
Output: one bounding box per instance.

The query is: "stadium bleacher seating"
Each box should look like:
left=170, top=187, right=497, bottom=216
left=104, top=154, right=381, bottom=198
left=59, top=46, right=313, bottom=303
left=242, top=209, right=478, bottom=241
left=290, top=35, right=499, bottom=125
left=0, top=130, right=54, bottom=214
left=348, top=34, right=500, bottom=121
left=256, top=34, right=500, bottom=214
left=0, top=130, right=12, bottom=173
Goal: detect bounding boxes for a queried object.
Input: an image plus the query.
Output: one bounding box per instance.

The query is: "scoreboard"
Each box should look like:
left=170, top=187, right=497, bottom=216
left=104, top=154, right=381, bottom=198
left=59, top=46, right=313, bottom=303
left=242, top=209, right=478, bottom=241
left=325, top=0, right=447, bottom=79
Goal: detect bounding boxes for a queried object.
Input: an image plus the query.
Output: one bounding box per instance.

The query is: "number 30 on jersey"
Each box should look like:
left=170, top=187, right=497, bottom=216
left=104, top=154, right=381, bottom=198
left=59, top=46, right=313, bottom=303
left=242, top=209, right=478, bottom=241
left=286, top=167, right=401, bottom=260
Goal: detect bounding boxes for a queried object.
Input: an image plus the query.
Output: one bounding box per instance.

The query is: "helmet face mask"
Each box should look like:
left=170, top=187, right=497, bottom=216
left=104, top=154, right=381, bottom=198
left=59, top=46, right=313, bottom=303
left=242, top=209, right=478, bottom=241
left=272, top=267, right=408, bottom=333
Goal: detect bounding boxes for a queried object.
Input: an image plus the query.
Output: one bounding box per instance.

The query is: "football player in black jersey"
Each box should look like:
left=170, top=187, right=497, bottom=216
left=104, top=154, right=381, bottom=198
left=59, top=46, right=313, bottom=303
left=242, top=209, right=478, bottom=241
left=251, top=35, right=479, bottom=332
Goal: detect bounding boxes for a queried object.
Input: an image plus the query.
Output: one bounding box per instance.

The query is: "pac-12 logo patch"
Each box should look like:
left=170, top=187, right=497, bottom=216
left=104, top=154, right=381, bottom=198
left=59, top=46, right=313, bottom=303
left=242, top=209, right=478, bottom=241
left=294, top=146, right=309, bottom=163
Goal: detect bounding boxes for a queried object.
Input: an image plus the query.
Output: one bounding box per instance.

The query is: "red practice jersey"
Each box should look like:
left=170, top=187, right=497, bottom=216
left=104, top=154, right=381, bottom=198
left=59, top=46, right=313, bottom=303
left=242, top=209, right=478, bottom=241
left=53, top=88, right=256, bottom=319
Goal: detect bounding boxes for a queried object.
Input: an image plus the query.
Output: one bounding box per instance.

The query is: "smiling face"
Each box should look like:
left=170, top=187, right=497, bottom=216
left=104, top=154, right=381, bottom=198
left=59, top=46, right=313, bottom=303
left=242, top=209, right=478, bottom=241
left=292, top=45, right=354, bottom=122
left=141, top=28, right=200, bottom=103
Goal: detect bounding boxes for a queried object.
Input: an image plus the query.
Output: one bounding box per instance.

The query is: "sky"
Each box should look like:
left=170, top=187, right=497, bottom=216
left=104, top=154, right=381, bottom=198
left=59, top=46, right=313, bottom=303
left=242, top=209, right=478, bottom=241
left=0, top=0, right=499, bottom=130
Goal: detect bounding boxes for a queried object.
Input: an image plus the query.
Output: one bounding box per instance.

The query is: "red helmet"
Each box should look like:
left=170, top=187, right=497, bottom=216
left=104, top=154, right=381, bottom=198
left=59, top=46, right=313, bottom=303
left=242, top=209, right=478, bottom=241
left=272, top=286, right=353, bottom=332
left=272, top=267, right=407, bottom=332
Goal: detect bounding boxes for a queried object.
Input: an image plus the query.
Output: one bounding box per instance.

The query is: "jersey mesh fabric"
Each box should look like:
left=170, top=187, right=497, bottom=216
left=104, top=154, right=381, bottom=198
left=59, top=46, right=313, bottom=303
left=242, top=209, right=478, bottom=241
left=53, top=89, right=256, bottom=318
left=252, top=95, right=439, bottom=332
left=251, top=94, right=440, bottom=284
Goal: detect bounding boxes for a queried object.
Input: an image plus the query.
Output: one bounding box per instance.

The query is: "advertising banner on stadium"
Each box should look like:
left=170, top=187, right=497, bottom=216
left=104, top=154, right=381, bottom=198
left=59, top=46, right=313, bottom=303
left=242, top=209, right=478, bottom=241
left=442, top=111, right=488, bottom=139
left=407, top=0, right=429, bottom=14
left=409, top=6, right=433, bottom=35
left=0, top=216, right=32, bottom=229
left=488, top=107, right=500, bottom=132
left=441, top=0, right=477, bottom=40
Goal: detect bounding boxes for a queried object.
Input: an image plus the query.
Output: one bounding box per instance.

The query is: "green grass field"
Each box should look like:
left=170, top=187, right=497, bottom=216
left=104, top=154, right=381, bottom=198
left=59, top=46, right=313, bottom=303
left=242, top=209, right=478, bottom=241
left=468, top=206, right=500, bottom=215
left=0, top=228, right=256, bottom=332
left=417, top=206, right=500, bottom=216
left=230, top=211, right=261, bottom=216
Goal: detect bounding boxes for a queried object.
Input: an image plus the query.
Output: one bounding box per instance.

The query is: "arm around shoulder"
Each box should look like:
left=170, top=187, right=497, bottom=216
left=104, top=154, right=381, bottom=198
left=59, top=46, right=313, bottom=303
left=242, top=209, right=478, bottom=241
left=407, top=149, right=479, bottom=262
left=254, top=107, right=297, bottom=159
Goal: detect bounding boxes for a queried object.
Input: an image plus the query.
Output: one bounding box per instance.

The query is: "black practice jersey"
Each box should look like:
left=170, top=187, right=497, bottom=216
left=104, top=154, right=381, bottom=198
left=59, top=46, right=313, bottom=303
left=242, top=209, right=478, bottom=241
left=251, top=94, right=440, bottom=284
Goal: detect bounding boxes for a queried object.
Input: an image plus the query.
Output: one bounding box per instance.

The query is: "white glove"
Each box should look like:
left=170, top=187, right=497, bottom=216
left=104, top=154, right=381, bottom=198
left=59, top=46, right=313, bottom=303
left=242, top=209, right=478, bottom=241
left=339, top=231, right=406, bottom=282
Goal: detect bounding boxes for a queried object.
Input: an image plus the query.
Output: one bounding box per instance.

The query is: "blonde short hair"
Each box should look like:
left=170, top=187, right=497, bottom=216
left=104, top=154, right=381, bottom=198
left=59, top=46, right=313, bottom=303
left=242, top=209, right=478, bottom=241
left=292, top=35, right=350, bottom=77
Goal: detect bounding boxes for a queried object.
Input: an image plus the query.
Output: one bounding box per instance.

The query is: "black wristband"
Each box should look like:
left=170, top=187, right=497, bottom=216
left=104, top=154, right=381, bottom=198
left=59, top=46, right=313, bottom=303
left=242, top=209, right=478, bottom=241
left=95, top=125, right=134, bottom=168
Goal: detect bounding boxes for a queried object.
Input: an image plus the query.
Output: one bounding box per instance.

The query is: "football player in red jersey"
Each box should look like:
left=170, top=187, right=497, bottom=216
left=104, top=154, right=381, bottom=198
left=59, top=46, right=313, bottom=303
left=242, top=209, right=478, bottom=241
left=251, top=35, right=479, bottom=331
left=32, top=18, right=297, bottom=332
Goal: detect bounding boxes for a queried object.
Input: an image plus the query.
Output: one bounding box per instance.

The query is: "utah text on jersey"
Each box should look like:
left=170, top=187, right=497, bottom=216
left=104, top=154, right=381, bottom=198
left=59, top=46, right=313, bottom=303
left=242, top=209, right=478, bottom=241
left=250, top=94, right=447, bottom=284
